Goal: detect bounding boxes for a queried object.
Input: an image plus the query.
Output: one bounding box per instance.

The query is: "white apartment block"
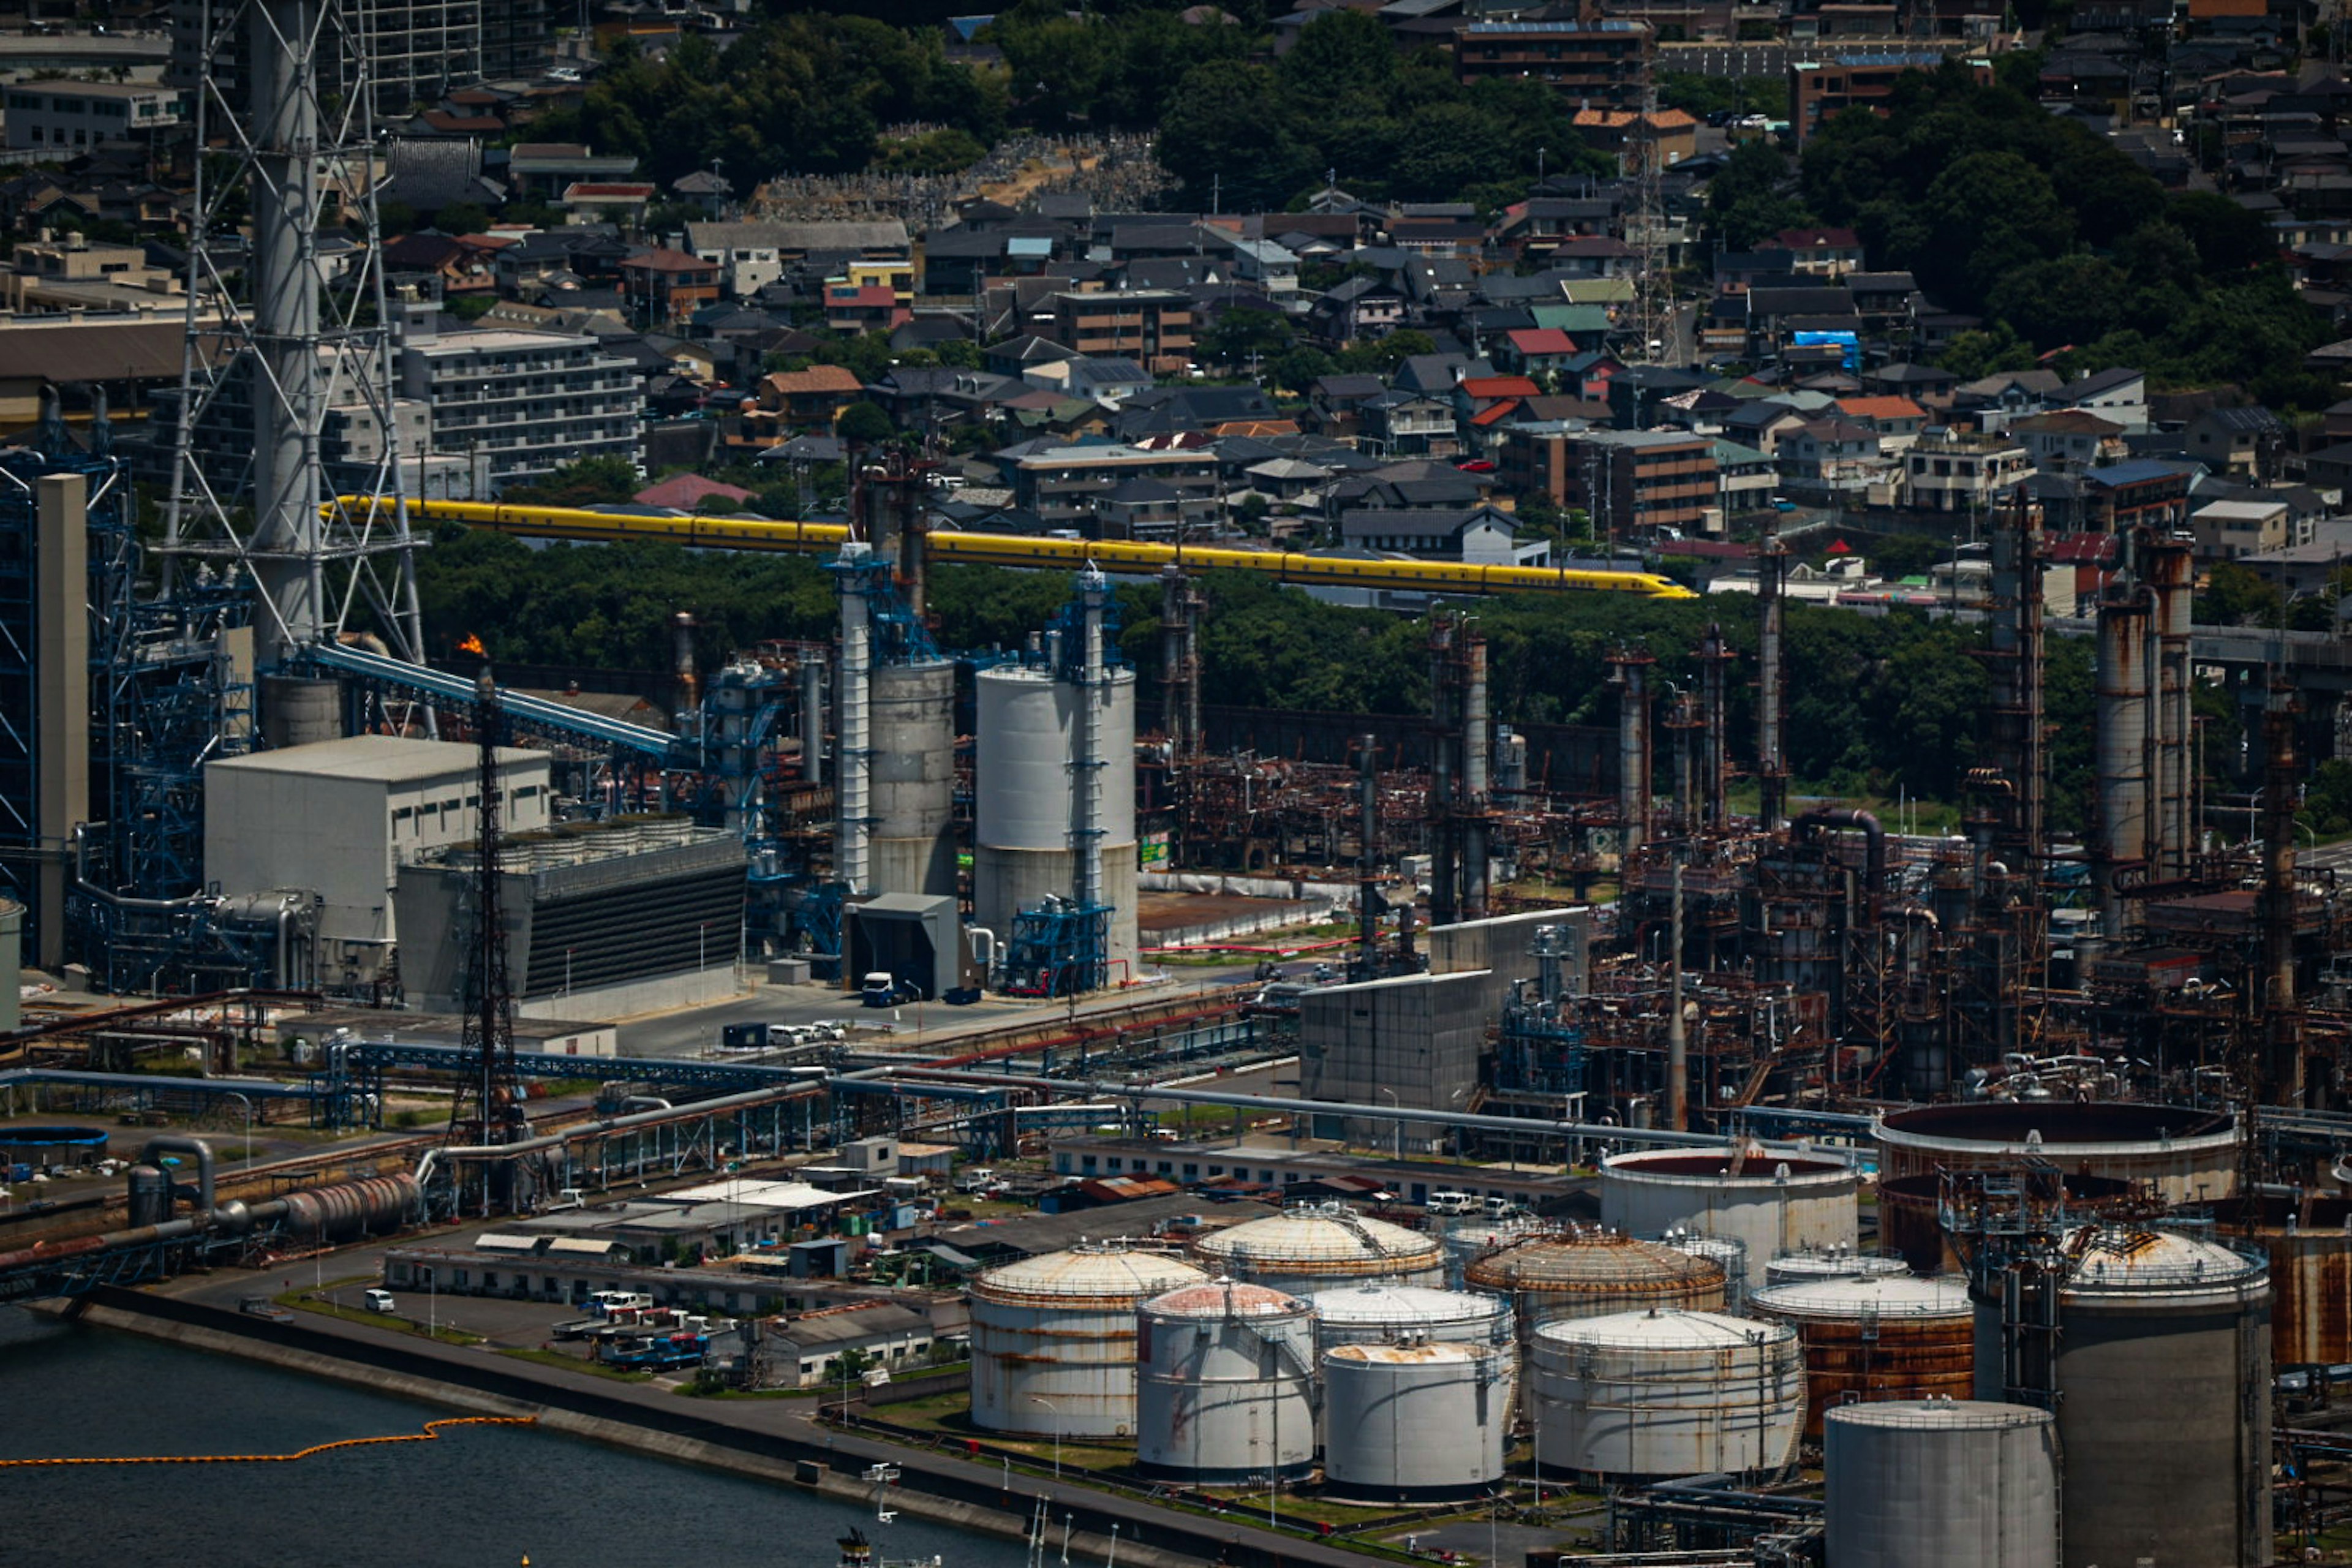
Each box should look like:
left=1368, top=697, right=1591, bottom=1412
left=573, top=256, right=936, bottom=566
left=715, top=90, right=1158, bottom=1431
left=4, top=82, right=182, bottom=151
left=394, top=310, right=638, bottom=494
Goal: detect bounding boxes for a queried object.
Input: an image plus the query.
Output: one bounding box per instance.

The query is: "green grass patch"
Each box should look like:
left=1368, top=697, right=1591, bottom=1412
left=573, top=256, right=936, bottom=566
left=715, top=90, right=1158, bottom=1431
left=279, top=1292, right=484, bottom=1345
left=499, top=1346, right=654, bottom=1382
left=676, top=1381, right=824, bottom=1400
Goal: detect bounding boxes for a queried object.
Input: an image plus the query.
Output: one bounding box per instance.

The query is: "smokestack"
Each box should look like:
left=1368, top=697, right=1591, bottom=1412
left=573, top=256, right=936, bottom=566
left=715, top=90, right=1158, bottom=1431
left=1699, top=622, right=1730, bottom=829
left=2260, top=680, right=2304, bottom=1106
left=1756, top=523, right=1787, bottom=833
left=2144, top=532, right=2195, bottom=880
left=834, top=545, right=873, bottom=894
left=799, top=654, right=826, bottom=787
left=1428, top=619, right=1460, bottom=927
left=2094, top=586, right=2152, bottom=932
left=1665, top=856, right=1687, bottom=1131
left=1359, top=732, right=1379, bottom=974
left=1461, top=629, right=1491, bottom=919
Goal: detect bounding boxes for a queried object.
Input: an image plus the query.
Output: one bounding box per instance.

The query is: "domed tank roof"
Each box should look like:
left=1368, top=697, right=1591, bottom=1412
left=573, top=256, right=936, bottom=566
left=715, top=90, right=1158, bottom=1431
left=973, top=1242, right=1207, bottom=1305
left=1326, top=1341, right=1486, bottom=1368
left=1602, top=1146, right=1856, bottom=1186
left=2059, top=1224, right=2268, bottom=1303
left=1465, top=1226, right=1726, bottom=1294
left=1306, top=1281, right=1505, bottom=1326
left=1192, top=1203, right=1441, bottom=1270
left=1536, top=1306, right=1793, bottom=1352
left=1765, top=1246, right=1910, bottom=1283
left=1751, top=1273, right=1972, bottom=1322
left=1140, top=1278, right=1311, bottom=1318
left=1825, top=1399, right=2052, bottom=1433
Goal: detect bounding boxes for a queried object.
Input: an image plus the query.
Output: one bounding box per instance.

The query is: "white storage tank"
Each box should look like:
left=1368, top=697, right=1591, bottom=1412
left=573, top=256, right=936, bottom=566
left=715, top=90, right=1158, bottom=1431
left=1191, top=1203, right=1444, bottom=1296
left=1530, top=1308, right=1803, bottom=1480
left=1136, top=1279, right=1317, bottom=1482
left=1600, top=1147, right=1860, bottom=1269
left=968, top=1242, right=1208, bottom=1438
left=1463, top=1227, right=1728, bottom=1361
left=1762, top=1245, right=1910, bottom=1288
left=1825, top=1400, right=2059, bottom=1568
left=1308, top=1281, right=1518, bottom=1432
left=1322, top=1341, right=1507, bottom=1502
left=973, top=661, right=1139, bottom=978
left=1656, top=1229, right=1749, bottom=1308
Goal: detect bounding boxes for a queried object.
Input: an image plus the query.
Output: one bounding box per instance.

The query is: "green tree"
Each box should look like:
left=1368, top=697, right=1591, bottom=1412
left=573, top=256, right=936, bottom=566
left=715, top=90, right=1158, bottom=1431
left=501, top=455, right=641, bottom=507
left=1156, top=60, right=1314, bottom=211
left=836, top=401, right=895, bottom=445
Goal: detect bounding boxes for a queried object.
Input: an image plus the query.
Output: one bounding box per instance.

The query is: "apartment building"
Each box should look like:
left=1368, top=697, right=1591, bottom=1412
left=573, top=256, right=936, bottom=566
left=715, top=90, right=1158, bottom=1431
left=1502, top=426, right=1717, bottom=538
left=169, top=0, right=538, bottom=116
left=393, top=309, right=638, bottom=495
left=1045, top=290, right=1196, bottom=373
left=999, top=442, right=1221, bottom=535
left=1903, top=429, right=2034, bottom=513
left=4, top=82, right=181, bottom=151
left=1454, top=20, right=1654, bottom=108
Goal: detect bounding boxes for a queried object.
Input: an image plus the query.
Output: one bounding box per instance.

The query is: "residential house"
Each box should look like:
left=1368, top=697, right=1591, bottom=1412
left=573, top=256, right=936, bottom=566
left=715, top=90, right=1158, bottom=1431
left=2185, top=405, right=2288, bottom=479
left=2188, top=497, right=2294, bottom=559
left=1310, top=276, right=1409, bottom=343
left=618, top=248, right=722, bottom=328
left=505, top=143, right=639, bottom=202
left=1570, top=106, right=1700, bottom=170
left=1023, top=356, right=1155, bottom=409
left=821, top=282, right=910, bottom=334
left=1904, top=429, right=2035, bottom=513
left=1360, top=391, right=1461, bottom=458
left=1339, top=503, right=1549, bottom=566
left=685, top=219, right=913, bottom=300
left=742, top=365, right=865, bottom=442
left=1832, top=394, right=1929, bottom=450
left=1761, top=226, right=1868, bottom=276
left=1713, top=439, right=1778, bottom=514
left=1777, top=418, right=1890, bottom=498
left=1306, top=374, right=1391, bottom=442
left=2053, top=365, right=2150, bottom=431
left=1499, top=328, right=1583, bottom=379
left=562, top=183, right=657, bottom=227
left=2008, top=410, right=2129, bottom=472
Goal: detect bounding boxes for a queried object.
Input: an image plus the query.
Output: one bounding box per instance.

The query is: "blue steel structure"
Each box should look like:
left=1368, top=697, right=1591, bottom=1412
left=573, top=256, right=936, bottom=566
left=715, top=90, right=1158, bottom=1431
left=323, top=1040, right=822, bottom=1129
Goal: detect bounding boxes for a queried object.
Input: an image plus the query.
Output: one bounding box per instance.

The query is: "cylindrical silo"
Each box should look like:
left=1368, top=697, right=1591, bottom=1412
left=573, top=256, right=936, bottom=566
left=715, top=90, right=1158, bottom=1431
left=974, top=662, right=1139, bottom=979
left=1762, top=1245, right=1910, bottom=1289
left=1191, top=1203, right=1444, bottom=1297
left=1136, top=1279, right=1316, bottom=1482
left=1875, top=1102, right=2240, bottom=1207
left=1973, top=1226, right=2271, bottom=1568
left=1466, top=1227, right=1728, bottom=1359
left=1749, top=1273, right=1973, bottom=1436
left=1599, top=1148, right=1859, bottom=1268
left=2256, top=1194, right=2352, bottom=1366
left=1308, top=1281, right=1518, bottom=1430
left=1322, top=1341, right=1507, bottom=1502
left=1529, top=1309, right=1803, bottom=1479
left=1824, top=1400, right=2059, bottom=1568
left=968, top=1242, right=1207, bottom=1438
left=867, top=660, right=957, bottom=899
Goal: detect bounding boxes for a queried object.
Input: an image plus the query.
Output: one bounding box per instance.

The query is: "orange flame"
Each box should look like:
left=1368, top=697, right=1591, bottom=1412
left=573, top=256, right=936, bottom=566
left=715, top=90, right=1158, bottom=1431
left=459, top=634, right=487, bottom=657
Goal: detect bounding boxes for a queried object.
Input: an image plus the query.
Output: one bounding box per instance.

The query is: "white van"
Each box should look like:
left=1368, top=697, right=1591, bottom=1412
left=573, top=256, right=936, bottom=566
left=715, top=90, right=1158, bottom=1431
left=1426, top=1190, right=1477, bottom=1216
left=361, top=1288, right=398, bottom=1313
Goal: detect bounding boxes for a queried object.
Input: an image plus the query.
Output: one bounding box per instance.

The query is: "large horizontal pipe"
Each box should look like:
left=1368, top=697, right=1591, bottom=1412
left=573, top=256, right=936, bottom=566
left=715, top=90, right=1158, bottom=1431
left=0, top=1215, right=205, bottom=1278
left=432, top=1082, right=820, bottom=1164
left=864, top=1066, right=1841, bottom=1154
left=349, top=498, right=1698, bottom=601
left=0, top=1067, right=320, bottom=1099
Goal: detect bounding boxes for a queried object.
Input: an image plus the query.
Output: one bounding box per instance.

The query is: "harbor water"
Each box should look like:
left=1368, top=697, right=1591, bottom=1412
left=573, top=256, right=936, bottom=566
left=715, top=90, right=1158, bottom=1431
left=0, top=1312, right=1034, bottom=1568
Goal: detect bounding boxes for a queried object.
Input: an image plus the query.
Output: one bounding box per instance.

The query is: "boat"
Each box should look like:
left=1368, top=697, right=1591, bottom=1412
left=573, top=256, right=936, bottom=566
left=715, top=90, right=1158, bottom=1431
left=837, top=1529, right=941, bottom=1568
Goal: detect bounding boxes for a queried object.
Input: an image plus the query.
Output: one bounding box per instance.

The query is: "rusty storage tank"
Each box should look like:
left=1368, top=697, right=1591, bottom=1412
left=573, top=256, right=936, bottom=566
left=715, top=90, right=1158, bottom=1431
left=1973, top=1226, right=2270, bottom=1568
left=968, top=1242, right=1208, bottom=1438
left=1599, top=1147, right=1859, bottom=1270
left=1189, top=1202, right=1443, bottom=1296
left=1464, top=1227, right=1727, bottom=1385
left=1136, top=1278, right=1317, bottom=1482
left=1749, top=1273, right=1973, bottom=1438
left=2253, top=1193, right=2352, bottom=1367
left=1878, top=1102, right=2239, bottom=1207
left=1879, top=1170, right=2133, bottom=1274
left=1762, top=1245, right=1910, bottom=1289
left=1321, top=1340, right=1507, bottom=1502
left=1530, top=1308, right=1804, bottom=1479
left=1824, top=1400, right=2059, bottom=1568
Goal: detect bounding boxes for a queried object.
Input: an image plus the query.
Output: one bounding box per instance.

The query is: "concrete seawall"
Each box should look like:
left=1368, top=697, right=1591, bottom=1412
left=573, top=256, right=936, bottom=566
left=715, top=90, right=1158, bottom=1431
left=59, top=1288, right=1303, bottom=1568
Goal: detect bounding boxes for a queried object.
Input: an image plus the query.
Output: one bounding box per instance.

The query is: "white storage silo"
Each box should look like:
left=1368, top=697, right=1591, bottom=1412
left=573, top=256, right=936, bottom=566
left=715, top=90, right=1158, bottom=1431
left=968, top=1242, right=1207, bottom=1438
left=1308, top=1282, right=1518, bottom=1433
left=973, top=660, right=1139, bottom=978
left=1136, top=1279, right=1317, bottom=1482
left=1825, top=1401, right=2059, bottom=1568
left=1322, top=1341, right=1507, bottom=1502
left=1600, top=1147, right=1859, bottom=1269
left=1656, top=1229, right=1749, bottom=1308
left=1191, top=1203, right=1445, bottom=1297
left=1530, top=1308, right=1803, bottom=1479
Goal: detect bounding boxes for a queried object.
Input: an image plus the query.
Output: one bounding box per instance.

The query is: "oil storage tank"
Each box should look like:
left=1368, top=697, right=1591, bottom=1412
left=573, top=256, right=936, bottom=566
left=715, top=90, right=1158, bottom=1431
left=1442, top=1213, right=1544, bottom=1286
left=1599, top=1148, right=1858, bottom=1270
left=1322, top=1341, right=1506, bottom=1502
left=867, top=661, right=957, bottom=899
left=1762, top=1245, right=1909, bottom=1288
left=1308, top=1282, right=1518, bottom=1429
left=968, top=1242, right=1207, bottom=1438
left=1529, top=1309, right=1803, bottom=1479
left=2252, top=1193, right=2352, bottom=1366
left=1191, top=1203, right=1444, bottom=1296
left=1877, top=1102, right=2239, bottom=1206
left=1136, top=1279, right=1316, bottom=1482
left=1749, top=1273, right=1973, bottom=1437
left=1465, top=1227, right=1727, bottom=1358
left=973, top=656, right=1139, bottom=979
left=1823, top=1400, right=2059, bottom=1568
left=1973, top=1226, right=2270, bottom=1568
left=1657, top=1229, right=1749, bottom=1308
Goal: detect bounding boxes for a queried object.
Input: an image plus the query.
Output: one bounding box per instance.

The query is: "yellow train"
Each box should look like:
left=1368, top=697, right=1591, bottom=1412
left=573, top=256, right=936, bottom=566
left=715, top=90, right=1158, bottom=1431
left=361, top=498, right=1699, bottom=601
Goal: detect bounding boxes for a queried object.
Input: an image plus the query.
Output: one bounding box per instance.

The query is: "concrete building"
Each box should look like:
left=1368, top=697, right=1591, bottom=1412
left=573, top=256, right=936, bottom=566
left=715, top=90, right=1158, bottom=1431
left=1454, top=20, right=1654, bottom=108
left=1000, top=442, right=1221, bottom=534
left=685, top=219, right=913, bottom=298
left=3, top=81, right=181, bottom=151
left=1502, top=426, right=1717, bottom=539
left=203, top=736, right=552, bottom=991
left=168, top=0, right=545, bottom=118
left=1903, top=430, right=2034, bottom=514
left=2189, top=498, right=2295, bottom=560
left=393, top=309, right=638, bottom=495
left=1045, top=291, right=1196, bottom=372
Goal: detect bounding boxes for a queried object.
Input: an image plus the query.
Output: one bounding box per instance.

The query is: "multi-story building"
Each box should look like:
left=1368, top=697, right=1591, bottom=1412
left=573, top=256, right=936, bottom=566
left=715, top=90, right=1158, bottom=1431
left=393, top=308, right=638, bottom=495
left=1454, top=20, right=1654, bottom=108
left=1502, top=426, right=1717, bottom=538
left=998, top=442, right=1221, bottom=535
left=1902, top=429, right=2034, bottom=514
left=618, top=247, right=722, bottom=329
left=1790, top=50, right=1992, bottom=146
left=1045, top=290, right=1195, bottom=373
left=169, top=0, right=543, bottom=116
left=3, top=81, right=181, bottom=151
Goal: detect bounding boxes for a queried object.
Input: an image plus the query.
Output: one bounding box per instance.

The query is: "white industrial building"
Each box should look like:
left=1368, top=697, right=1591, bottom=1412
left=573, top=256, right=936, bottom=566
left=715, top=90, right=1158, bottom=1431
left=203, top=735, right=550, bottom=989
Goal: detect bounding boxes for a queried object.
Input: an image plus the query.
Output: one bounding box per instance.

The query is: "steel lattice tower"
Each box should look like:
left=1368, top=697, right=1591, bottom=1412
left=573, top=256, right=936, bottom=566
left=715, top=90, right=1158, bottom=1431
left=162, top=0, right=427, bottom=725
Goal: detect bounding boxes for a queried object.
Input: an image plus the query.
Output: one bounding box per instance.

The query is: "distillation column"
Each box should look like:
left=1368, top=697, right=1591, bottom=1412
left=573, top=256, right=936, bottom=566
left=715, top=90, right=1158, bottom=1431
left=2094, top=587, right=2152, bottom=932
